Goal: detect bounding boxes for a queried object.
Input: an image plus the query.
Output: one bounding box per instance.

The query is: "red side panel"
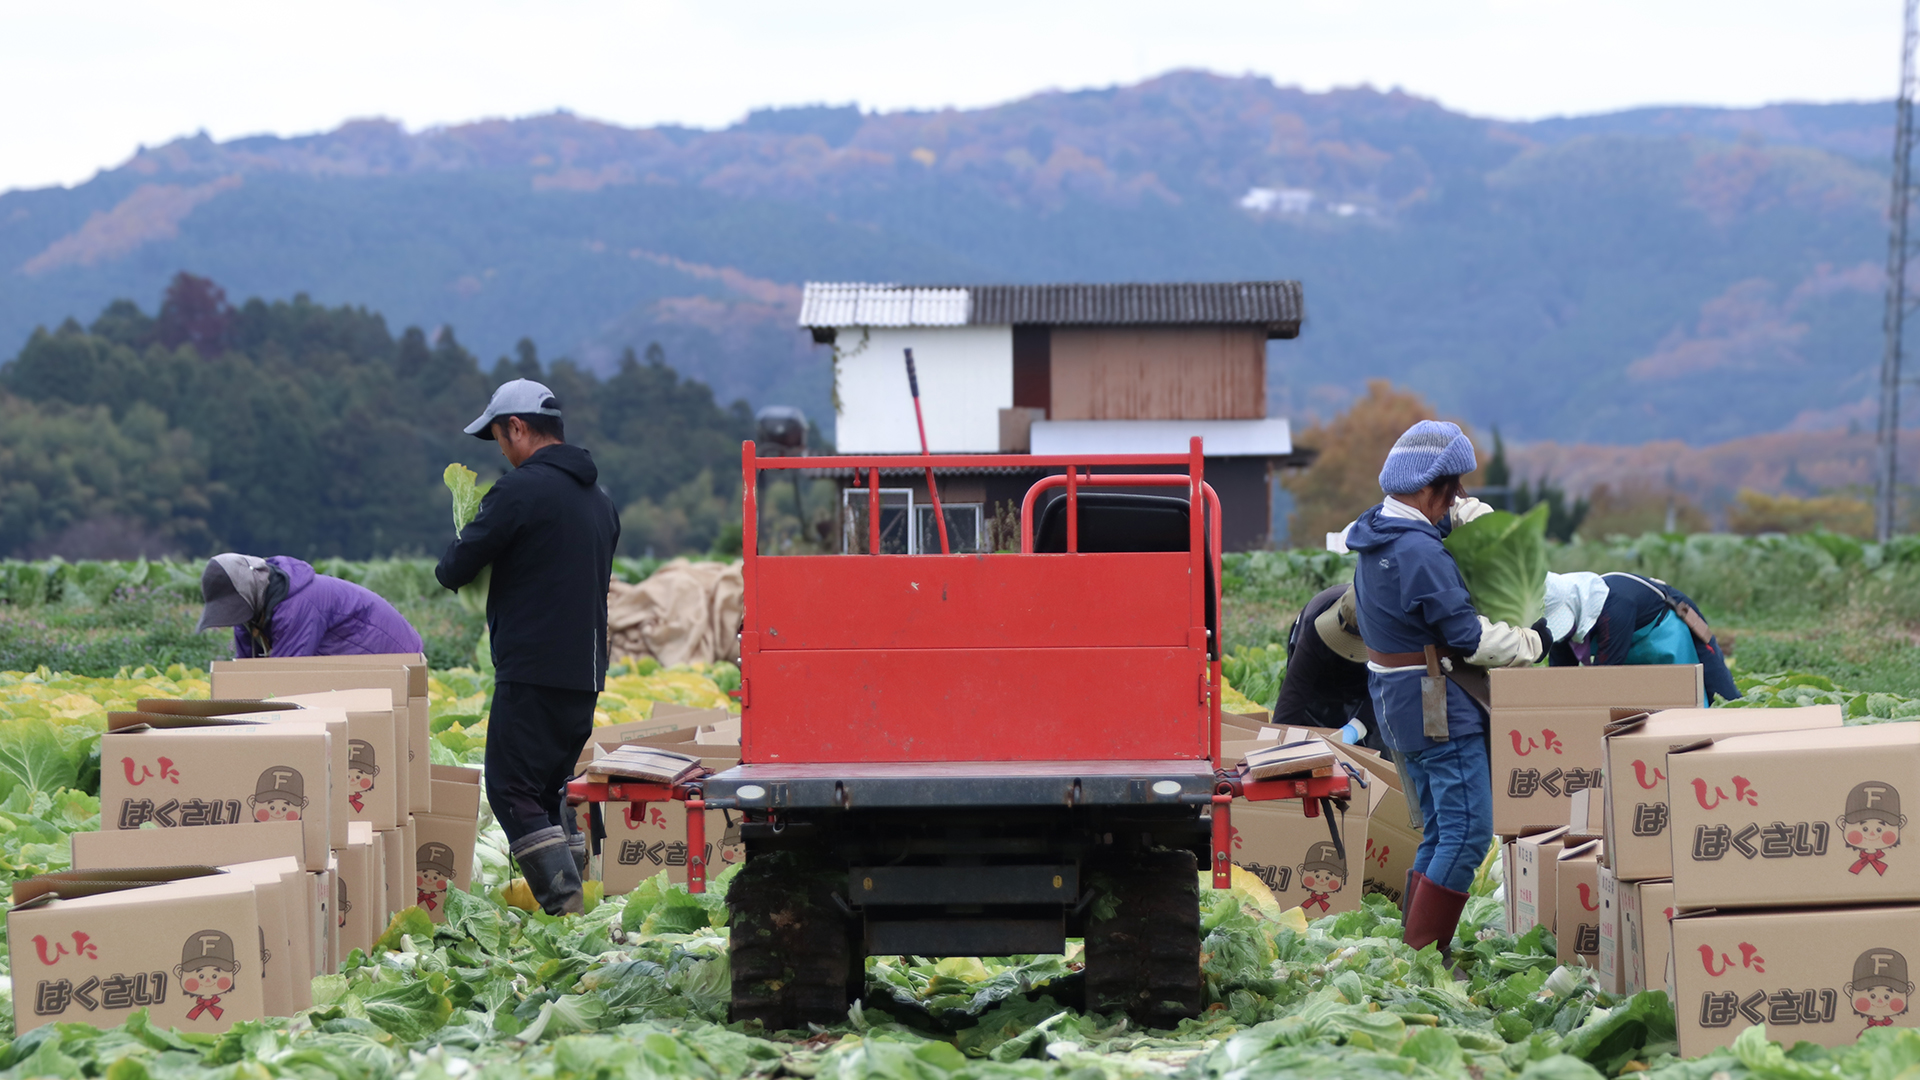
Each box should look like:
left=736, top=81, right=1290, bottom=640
left=744, top=646, right=1208, bottom=763
left=753, top=553, right=1190, bottom=650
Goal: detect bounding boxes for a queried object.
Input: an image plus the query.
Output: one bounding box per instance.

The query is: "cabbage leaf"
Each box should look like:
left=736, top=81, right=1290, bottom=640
left=1443, top=504, right=1549, bottom=629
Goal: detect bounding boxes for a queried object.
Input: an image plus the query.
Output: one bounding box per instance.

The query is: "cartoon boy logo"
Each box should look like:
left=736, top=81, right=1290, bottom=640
left=1297, top=840, right=1347, bottom=913
left=1840, top=781, right=1906, bottom=877
left=346, top=740, right=379, bottom=813
left=1848, top=948, right=1914, bottom=1034
left=247, top=767, right=308, bottom=823
left=337, top=876, right=351, bottom=929
left=417, top=842, right=454, bottom=911
left=174, top=929, right=240, bottom=1022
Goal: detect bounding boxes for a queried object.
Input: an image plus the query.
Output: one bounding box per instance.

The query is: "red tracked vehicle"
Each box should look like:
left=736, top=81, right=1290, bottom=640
left=618, top=437, right=1349, bottom=1029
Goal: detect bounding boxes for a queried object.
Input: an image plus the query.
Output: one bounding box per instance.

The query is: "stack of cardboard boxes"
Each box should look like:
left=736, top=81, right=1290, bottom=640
left=1490, top=666, right=1705, bottom=970
left=9, top=653, right=484, bottom=1035
left=578, top=704, right=744, bottom=892
left=1220, top=715, right=1421, bottom=915
left=1660, top=718, right=1920, bottom=1054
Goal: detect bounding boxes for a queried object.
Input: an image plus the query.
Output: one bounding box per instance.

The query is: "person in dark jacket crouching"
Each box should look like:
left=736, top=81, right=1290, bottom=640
left=436, top=379, right=620, bottom=915
left=1543, top=571, right=1741, bottom=705
left=198, top=554, right=423, bottom=658
left=1344, top=420, right=1546, bottom=967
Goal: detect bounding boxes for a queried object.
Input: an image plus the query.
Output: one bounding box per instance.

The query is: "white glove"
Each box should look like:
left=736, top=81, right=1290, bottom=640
left=1465, top=615, right=1542, bottom=668
left=1451, top=496, right=1496, bottom=526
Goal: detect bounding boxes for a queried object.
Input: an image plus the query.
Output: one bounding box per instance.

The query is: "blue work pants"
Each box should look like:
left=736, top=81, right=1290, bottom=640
left=1400, top=732, right=1493, bottom=893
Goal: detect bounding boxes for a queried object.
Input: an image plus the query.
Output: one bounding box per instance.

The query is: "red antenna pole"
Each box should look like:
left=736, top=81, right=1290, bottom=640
left=904, top=348, right=951, bottom=554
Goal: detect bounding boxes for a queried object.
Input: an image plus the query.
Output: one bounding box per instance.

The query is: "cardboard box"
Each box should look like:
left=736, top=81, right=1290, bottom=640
left=1669, top=723, right=1920, bottom=909
left=1510, top=827, right=1570, bottom=935
left=411, top=769, right=481, bottom=922
left=334, top=821, right=379, bottom=960
left=380, top=825, right=410, bottom=923
left=318, top=859, right=337, bottom=973
left=210, top=667, right=414, bottom=822
left=1603, top=706, right=1844, bottom=882
left=1227, top=785, right=1371, bottom=917
left=1595, top=864, right=1624, bottom=993
left=600, top=778, right=744, bottom=892
left=1619, top=878, right=1675, bottom=995
left=1557, top=840, right=1604, bottom=968
left=265, top=690, right=403, bottom=830
left=209, top=712, right=352, bottom=851
left=101, top=724, right=334, bottom=872
left=114, top=709, right=350, bottom=852
left=214, top=857, right=307, bottom=1016
left=1489, top=665, right=1705, bottom=836
left=212, top=654, right=431, bottom=814
left=9, top=872, right=264, bottom=1034
left=72, top=821, right=305, bottom=870
left=1359, top=767, right=1421, bottom=907
left=1568, top=788, right=1605, bottom=842
left=1672, top=905, right=1920, bottom=1055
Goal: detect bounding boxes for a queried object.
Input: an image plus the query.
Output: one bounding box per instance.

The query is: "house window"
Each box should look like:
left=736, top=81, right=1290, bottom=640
left=916, top=504, right=984, bottom=553
left=842, top=490, right=985, bottom=553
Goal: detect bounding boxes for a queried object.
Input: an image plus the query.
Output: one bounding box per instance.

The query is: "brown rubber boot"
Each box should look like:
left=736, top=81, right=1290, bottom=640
left=1402, top=870, right=1422, bottom=918
left=1402, top=872, right=1468, bottom=955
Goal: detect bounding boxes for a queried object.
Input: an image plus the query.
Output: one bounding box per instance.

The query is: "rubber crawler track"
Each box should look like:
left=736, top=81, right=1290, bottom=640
left=1083, top=848, right=1202, bottom=1028
left=728, top=851, right=855, bottom=1030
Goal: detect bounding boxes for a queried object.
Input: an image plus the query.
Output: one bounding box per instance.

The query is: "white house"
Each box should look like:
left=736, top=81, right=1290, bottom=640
left=797, top=281, right=1310, bottom=551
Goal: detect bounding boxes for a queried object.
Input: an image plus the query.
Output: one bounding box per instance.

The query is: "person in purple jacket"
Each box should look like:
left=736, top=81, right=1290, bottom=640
left=195, top=553, right=424, bottom=658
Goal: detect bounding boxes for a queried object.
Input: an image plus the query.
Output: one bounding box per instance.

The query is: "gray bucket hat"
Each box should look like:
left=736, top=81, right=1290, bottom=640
left=196, top=554, right=271, bottom=633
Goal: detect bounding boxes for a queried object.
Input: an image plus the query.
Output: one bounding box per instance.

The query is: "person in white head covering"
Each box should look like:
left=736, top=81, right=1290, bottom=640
left=1540, top=571, right=1739, bottom=705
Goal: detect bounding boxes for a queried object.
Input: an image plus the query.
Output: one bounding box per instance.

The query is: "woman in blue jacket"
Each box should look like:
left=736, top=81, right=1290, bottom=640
left=1345, top=421, right=1546, bottom=965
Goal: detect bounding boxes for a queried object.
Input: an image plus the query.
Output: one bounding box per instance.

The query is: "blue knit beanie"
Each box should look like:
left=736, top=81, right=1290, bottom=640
left=1378, top=420, right=1477, bottom=494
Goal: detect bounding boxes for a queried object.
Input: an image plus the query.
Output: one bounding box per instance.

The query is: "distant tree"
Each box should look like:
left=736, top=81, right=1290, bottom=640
left=1481, top=428, right=1512, bottom=510
left=1582, top=482, right=1709, bottom=537
left=1511, top=477, right=1589, bottom=542
left=1727, top=490, right=1873, bottom=538
left=1283, top=380, right=1478, bottom=548
left=513, top=338, right=542, bottom=379
left=154, top=272, right=233, bottom=356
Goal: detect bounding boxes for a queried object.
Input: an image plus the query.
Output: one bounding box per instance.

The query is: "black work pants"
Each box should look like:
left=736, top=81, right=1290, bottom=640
left=484, top=681, right=596, bottom=846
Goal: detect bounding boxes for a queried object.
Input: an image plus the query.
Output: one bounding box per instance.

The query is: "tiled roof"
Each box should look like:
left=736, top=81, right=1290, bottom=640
left=799, top=281, right=1303, bottom=337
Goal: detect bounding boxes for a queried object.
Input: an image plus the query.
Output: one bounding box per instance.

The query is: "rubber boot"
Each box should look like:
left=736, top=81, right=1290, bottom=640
left=561, top=802, right=589, bottom=878
left=1402, top=870, right=1422, bottom=919
left=1403, top=872, right=1471, bottom=980
left=512, top=826, right=585, bottom=916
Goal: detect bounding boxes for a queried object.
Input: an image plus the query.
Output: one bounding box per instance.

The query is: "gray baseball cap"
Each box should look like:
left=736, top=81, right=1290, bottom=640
left=464, top=379, right=562, bottom=440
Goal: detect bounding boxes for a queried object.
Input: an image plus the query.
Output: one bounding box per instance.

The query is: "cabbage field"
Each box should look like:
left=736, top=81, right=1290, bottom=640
left=1, top=534, right=1919, bottom=1078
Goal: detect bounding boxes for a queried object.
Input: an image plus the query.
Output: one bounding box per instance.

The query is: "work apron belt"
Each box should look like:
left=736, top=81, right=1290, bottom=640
left=1365, top=646, right=1493, bottom=728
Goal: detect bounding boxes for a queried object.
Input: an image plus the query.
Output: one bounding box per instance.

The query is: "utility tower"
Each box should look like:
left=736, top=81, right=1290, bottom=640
left=1878, top=0, right=1920, bottom=541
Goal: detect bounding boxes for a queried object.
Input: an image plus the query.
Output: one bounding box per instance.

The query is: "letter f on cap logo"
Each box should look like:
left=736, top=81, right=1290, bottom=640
left=270, top=769, right=295, bottom=791
left=1875, top=951, right=1899, bottom=976
left=196, top=933, right=224, bottom=959
left=1867, top=786, right=1892, bottom=810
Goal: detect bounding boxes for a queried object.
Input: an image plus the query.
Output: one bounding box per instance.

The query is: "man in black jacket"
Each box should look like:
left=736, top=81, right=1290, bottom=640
left=436, top=379, right=620, bottom=915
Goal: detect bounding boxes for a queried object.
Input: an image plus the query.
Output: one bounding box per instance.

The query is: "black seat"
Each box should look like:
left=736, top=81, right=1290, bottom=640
left=1032, top=492, right=1218, bottom=658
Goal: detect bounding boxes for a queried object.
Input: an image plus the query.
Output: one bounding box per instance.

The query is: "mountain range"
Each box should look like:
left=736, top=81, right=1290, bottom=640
left=0, top=71, right=1899, bottom=446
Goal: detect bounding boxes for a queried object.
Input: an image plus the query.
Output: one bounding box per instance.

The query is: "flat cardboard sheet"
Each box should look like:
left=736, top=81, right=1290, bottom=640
left=1672, top=904, right=1920, bottom=1055
left=213, top=858, right=303, bottom=1016
left=379, top=825, right=410, bottom=922
left=1488, top=665, right=1704, bottom=835
left=8, top=874, right=263, bottom=1035
left=1668, top=723, right=1920, bottom=908
left=100, top=725, right=333, bottom=871
left=1602, top=706, right=1842, bottom=882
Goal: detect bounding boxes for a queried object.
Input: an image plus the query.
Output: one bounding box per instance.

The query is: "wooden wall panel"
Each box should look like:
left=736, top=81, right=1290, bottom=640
left=1048, top=328, right=1265, bottom=420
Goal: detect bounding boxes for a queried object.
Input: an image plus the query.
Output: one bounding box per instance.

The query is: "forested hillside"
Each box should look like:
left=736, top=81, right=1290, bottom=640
left=0, top=274, right=753, bottom=559
left=0, top=72, right=1894, bottom=446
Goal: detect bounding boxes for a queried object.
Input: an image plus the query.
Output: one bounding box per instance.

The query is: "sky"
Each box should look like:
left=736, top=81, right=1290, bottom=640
left=1, top=0, right=1906, bottom=193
